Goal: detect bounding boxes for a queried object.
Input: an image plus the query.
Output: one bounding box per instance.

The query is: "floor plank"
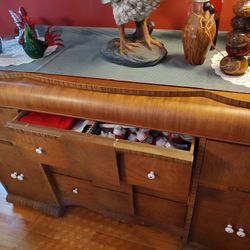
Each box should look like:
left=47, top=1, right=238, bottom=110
left=0, top=183, right=182, bottom=250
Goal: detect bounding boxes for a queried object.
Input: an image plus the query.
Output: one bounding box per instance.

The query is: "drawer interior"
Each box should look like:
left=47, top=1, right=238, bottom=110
left=92, top=122, right=195, bottom=154
left=6, top=111, right=195, bottom=160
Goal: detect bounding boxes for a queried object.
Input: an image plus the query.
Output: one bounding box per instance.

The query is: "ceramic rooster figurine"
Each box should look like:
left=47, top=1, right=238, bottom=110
left=101, top=0, right=167, bottom=67
left=9, top=7, right=64, bottom=59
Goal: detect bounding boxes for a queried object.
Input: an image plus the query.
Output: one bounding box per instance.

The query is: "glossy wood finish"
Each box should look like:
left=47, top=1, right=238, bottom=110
left=189, top=140, right=250, bottom=249
left=120, top=152, right=192, bottom=202
left=183, top=139, right=206, bottom=242
left=53, top=173, right=134, bottom=216
left=63, top=133, right=119, bottom=186
left=0, top=142, right=59, bottom=205
left=0, top=107, right=18, bottom=141
left=115, top=139, right=195, bottom=162
left=0, top=183, right=183, bottom=250
left=134, top=192, right=187, bottom=230
left=7, top=117, right=120, bottom=186
left=200, top=140, right=250, bottom=192
left=0, top=72, right=249, bottom=145
left=0, top=70, right=250, bottom=249
left=6, top=122, right=69, bottom=170
left=190, top=187, right=250, bottom=250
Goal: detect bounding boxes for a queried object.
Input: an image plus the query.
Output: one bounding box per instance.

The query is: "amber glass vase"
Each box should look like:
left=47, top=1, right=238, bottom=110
left=182, top=0, right=216, bottom=65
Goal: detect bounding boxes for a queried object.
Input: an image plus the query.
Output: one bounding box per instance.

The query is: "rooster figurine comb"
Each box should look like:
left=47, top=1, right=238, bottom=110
left=9, top=7, right=64, bottom=59
left=101, top=0, right=167, bottom=67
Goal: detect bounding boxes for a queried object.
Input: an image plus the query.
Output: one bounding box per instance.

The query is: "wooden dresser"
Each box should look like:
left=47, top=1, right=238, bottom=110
left=0, top=71, right=249, bottom=250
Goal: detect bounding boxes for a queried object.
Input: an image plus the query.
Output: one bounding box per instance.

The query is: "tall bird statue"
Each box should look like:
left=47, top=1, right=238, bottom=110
left=101, top=0, right=167, bottom=67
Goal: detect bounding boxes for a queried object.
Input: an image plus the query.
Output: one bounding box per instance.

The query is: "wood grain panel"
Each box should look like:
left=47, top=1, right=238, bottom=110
left=190, top=187, right=250, bottom=250
left=6, top=118, right=120, bottom=186
left=6, top=123, right=71, bottom=171
left=0, top=72, right=250, bottom=107
left=0, top=184, right=182, bottom=250
left=52, top=173, right=95, bottom=207
left=135, top=192, right=187, bottom=230
left=0, top=75, right=249, bottom=145
left=0, top=107, right=18, bottom=141
left=200, top=140, right=250, bottom=192
left=53, top=173, right=134, bottom=216
left=0, top=143, right=59, bottom=205
left=64, top=133, right=120, bottom=186
left=120, top=152, right=192, bottom=202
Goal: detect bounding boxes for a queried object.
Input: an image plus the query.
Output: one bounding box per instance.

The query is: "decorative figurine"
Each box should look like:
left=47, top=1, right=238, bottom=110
left=182, top=0, right=216, bottom=65
left=101, top=0, right=167, bottom=67
left=220, top=0, right=250, bottom=75
left=9, top=7, right=64, bottom=59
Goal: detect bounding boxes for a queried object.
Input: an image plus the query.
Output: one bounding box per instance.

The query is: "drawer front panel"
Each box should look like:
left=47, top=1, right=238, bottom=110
left=64, top=134, right=120, bottom=186
left=53, top=174, right=134, bottom=215
left=53, top=173, right=95, bottom=207
left=135, top=192, right=187, bottom=229
left=0, top=143, right=58, bottom=204
left=190, top=187, right=250, bottom=250
left=121, top=152, right=192, bottom=202
left=6, top=123, right=69, bottom=168
left=6, top=121, right=120, bottom=187
left=0, top=108, right=18, bottom=141
left=200, top=140, right=250, bottom=192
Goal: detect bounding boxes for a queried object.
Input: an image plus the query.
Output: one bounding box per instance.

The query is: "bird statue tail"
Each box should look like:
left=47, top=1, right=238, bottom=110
left=9, top=10, right=22, bottom=29
left=101, top=0, right=111, bottom=4
left=44, top=26, right=64, bottom=47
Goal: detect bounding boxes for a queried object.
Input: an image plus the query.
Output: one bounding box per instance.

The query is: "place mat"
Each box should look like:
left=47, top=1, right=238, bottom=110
left=0, top=26, right=249, bottom=93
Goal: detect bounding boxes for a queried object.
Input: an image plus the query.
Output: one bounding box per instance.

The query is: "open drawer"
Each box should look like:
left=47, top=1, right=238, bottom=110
left=88, top=122, right=195, bottom=202
left=116, top=136, right=195, bottom=203
left=5, top=111, right=120, bottom=186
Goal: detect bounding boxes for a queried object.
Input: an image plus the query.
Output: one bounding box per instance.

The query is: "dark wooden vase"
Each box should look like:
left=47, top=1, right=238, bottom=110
left=182, top=1, right=216, bottom=65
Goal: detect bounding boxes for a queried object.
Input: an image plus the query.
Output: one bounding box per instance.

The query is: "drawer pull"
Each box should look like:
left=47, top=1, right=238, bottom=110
left=147, top=171, right=156, bottom=180
left=236, top=228, right=246, bottom=238
left=10, top=172, right=18, bottom=179
left=72, top=188, right=79, bottom=194
left=17, top=174, right=25, bottom=181
left=35, top=147, right=43, bottom=154
left=225, top=224, right=234, bottom=234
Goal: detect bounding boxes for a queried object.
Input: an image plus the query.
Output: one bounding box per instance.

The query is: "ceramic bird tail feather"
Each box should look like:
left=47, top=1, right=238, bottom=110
left=9, top=7, right=64, bottom=59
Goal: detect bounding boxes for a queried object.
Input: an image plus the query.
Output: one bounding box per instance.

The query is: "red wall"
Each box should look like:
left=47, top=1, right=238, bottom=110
left=1, top=0, right=236, bottom=37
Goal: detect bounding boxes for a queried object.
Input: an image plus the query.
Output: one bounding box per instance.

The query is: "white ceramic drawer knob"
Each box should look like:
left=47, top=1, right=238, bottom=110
left=237, top=228, right=246, bottom=238
left=225, top=224, right=234, bottom=234
left=73, top=188, right=79, bottom=194
left=35, top=147, right=43, bottom=154
left=17, top=174, right=24, bottom=181
left=10, top=172, right=18, bottom=179
left=147, top=171, right=156, bottom=180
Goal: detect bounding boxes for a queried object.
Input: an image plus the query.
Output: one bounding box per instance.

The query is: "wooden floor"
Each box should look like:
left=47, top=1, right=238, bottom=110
left=0, top=183, right=183, bottom=250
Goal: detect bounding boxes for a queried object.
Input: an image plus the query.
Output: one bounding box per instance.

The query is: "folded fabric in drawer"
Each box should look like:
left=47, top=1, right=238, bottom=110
left=19, top=112, right=77, bottom=130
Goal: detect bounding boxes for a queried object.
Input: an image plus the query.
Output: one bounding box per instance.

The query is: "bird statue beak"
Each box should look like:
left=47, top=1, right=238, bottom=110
left=101, top=0, right=111, bottom=4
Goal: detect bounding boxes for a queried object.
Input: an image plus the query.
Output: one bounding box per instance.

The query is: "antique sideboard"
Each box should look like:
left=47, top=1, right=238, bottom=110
left=0, top=71, right=249, bottom=250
